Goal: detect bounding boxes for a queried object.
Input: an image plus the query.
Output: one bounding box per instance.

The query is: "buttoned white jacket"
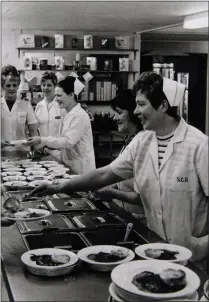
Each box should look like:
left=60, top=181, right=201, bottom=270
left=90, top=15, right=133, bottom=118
left=41, top=103, right=96, bottom=174
left=111, top=118, right=208, bottom=261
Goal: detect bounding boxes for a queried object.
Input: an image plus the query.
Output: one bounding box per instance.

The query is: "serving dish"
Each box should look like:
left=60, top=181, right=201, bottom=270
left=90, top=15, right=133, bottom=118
left=111, top=260, right=200, bottom=301
left=24, top=171, right=47, bottom=176
left=25, top=167, right=46, bottom=172
left=29, top=180, right=52, bottom=187
left=2, top=171, right=23, bottom=177
left=77, top=245, right=135, bottom=272
left=4, top=181, right=28, bottom=189
left=3, top=167, right=24, bottom=172
left=21, top=248, right=79, bottom=276
left=27, top=175, right=52, bottom=181
left=38, top=161, right=57, bottom=165
left=135, top=243, right=192, bottom=266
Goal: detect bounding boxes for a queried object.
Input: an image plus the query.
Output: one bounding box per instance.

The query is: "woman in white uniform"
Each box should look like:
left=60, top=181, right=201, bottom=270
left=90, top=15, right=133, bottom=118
left=35, top=72, right=66, bottom=137
left=29, top=72, right=208, bottom=264
left=27, top=76, right=96, bottom=174
left=1, top=65, right=39, bottom=152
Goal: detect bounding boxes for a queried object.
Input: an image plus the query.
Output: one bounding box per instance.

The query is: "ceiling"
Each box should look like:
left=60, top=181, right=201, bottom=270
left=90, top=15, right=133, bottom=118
left=1, top=1, right=208, bottom=37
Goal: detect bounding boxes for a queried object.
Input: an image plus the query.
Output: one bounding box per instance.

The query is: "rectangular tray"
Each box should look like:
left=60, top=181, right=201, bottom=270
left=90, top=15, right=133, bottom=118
left=22, top=231, right=89, bottom=252
left=66, top=212, right=125, bottom=230
left=17, top=214, right=75, bottom=234
left=46, top=197, right=97, bottom=212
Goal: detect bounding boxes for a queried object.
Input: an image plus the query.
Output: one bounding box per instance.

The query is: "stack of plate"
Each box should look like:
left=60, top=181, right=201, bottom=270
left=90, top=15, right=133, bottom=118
left=109, top=260, right=200, bottom=301
left=21, top=248, right=79, bottom=277
left=77, top=245, right=135, bottom=272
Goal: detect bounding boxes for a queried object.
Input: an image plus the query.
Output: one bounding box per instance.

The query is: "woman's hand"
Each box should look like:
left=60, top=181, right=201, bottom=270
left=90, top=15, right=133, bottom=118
left=1, top=139, right=14, bottom=148
left=94, top=187, right=118, bottom=201
left=27, top=137, right=41, bottom=146
left=28, top=182, right=60, bottom=197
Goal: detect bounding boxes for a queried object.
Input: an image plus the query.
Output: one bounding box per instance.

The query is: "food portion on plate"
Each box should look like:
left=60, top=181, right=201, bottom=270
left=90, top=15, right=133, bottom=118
left=30, top=254, right=71, bottom=266
left=29, top=180, right=52, bottom=187
left=24, top=171, right=47, bottom=176
left=4, top=181, right=28, bottom=187
left=27, top=175, right=51, bottom=181
left=3, top=167, right=24, bottom=172
left=88, top=250, right=128, bottom=263
left=2, top=171, right=23, bottom=177
left=132, top=268, right=186, bottom=294
left=135, top=243, right=192, bottom=265
left=145, top=248, right=179, bottom=260
left=4, top=208, right=51, bottom=221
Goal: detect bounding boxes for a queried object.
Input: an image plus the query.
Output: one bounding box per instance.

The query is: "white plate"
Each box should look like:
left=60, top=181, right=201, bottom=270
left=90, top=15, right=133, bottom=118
left=38, top=161, right=57, bottom=165
left=5, top=208, right=51, bottom=221
left=24, top=171, right=47, bottom=176
left=135, top=243, right=192, bottom=265
left=44, top=163, right=65, bottom=168
left=29, top=180, right=52, bottom=187
left=15, top=159, right=32, bottom=165
left=48, top=167, right=69, bottom=172
left=77, top=245, right=135, bottom=272
left=22, top=164, right=42, bottom=168
left=1, top=171, right=23, bottom=177
left=2, top=163, right=20, bottom=168
left=4, top=181, right=28, bottom=187
left=111, top=260, right=200, bottom=301
left=21, top=248, right=79, bottom=276
left=27, top=175, right=51, bottom=181
left=3, top=175, right=26, bottom=182
left=3, top=167, right=24, bottom=172
left=10, top=140, right=27, bottom=145
left=109, top=283, right=123, bottom=302
left=25, top=167, right=46, bottom=172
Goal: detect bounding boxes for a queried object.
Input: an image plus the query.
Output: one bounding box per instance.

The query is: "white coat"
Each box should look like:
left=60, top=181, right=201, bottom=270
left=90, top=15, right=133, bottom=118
left=110, top=118, right=208, bottom=261
left=41, top=103, right=96, bottom=174
left=1, top=96, right=38, bottom=151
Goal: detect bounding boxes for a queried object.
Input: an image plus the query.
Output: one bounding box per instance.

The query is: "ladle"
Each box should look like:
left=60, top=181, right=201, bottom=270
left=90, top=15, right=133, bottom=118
left=3, top=197, right=24, bottom=213
left=123, top=223, right=133, bottom=242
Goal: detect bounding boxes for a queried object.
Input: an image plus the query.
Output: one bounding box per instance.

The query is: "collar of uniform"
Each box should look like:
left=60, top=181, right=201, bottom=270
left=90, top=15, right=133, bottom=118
left=1, top=96, right=21, bottom=104
left=172, top=117, right=188, bottom=143
left=67, top=103, right=81, bottom=115
left=42, top=97, right=57, bottom=108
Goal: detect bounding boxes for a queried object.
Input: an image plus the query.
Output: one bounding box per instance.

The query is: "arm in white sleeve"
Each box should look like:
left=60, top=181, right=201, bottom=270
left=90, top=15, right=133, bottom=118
left=196, top=137, right=209, bottom=197
left=41, top=114, right=86, bottom=150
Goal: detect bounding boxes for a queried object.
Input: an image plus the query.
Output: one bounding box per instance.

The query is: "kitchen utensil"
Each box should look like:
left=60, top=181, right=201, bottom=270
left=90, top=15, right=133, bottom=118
left=123, top=223, right=133, bottom=242
left=3, top=196, right=24, bottom=212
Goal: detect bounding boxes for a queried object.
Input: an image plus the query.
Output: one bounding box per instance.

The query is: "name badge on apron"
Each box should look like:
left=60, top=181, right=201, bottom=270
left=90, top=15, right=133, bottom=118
left=55, top=116, right=61, bottom=119
left=18, top=112, right=27, bottom=124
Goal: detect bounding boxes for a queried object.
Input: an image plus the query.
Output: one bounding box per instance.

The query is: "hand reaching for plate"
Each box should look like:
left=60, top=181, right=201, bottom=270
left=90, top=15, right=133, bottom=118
left=28, top=182, right=59, bottom=197
left=27, top=137, right=41, bottom=146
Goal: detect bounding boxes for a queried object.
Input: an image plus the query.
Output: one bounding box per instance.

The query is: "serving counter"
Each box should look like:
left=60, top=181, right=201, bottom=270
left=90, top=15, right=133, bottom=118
left=1, top=151, right=209, bottom=301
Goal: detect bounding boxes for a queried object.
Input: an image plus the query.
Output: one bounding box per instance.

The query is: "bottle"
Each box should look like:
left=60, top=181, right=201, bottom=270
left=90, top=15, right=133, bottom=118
left=153, top=63, right=161, bottom=75
left=73, top=52, right=80, bottom=70
left=168, top=63, right=174, bottom=80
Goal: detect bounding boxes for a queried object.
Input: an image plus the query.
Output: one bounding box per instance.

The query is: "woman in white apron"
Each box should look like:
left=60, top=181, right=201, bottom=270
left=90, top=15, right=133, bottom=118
left=29, top=72, right=208, bottom=265
left=27, top=76, right=95, bottom=174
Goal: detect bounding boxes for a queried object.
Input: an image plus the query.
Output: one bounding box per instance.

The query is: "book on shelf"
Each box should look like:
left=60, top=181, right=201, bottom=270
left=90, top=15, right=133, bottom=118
left=55, top=56, right=64, bottom=70
left=119, top=58, right=129, bottom=71
left=84, top=35, right=93, bottom=49
left=55, top=34, right=64, bottom=48
left=20, top=34, right=35, bottom=47
left=115, top=36, right=130, bottom=49
left=23, top=56, right=32, bottom=70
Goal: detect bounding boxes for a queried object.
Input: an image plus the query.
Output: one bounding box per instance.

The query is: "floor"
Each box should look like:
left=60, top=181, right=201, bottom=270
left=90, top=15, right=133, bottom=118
left=1, top=274, right=10, bottom=301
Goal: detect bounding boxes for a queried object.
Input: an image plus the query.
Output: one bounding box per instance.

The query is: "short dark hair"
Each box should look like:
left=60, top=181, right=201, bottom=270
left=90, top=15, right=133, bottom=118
left=1, top=65, right=20, bottom=88
left=111, top=89, right=142, bottom=130
left=132, top=72, right=178, bottom=119
left=57, top=76, right=76, bottom=94
left=41, top=71, right=57, bottom=86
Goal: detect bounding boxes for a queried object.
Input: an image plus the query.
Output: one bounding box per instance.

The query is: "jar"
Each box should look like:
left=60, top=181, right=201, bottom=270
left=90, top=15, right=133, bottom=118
left=39, top=59, right=48, bottom=70
left=162, top=63, right=169, bottom=78
left=168, top=63, right=174, bottom=80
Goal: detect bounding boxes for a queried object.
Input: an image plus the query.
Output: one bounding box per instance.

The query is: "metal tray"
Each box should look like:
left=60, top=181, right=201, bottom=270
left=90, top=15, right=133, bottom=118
left=16, top=214, right=75, bottom=234
left=22, top=231, right=89, bottom=252
left=67, top=212, right=125, bottom=230
left=20, top=200, right=50, bottom=211
left=46, top=197, right=97, bottom=213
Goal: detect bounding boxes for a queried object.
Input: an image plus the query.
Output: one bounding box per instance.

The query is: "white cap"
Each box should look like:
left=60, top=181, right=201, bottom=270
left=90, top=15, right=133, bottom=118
left=163, top=77, right=186, bottom=107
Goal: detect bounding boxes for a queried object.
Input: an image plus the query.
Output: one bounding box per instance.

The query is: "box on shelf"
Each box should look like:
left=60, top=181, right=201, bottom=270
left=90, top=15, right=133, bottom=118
left=41, top=36, right=49, bottom=48
left=100, top=38, right=109, bottom=49
left=84, top=35, right=93, bottom=49
left=20, top=34, right=35, bottom=47
left=55, top=34, right=64, bottom=48
left=119, top=58, right=129, bottom=71
left=23, top=56, right=32, bottom=70
left=115, top=36, right=130, bottom=49
left=86, top=57, right=97, bottom=71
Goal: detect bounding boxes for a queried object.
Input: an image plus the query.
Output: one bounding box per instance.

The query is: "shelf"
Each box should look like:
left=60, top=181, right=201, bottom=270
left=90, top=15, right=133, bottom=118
left=17, top=47, right=137, bottom=51
left=19, top=69, right=138, bottom=73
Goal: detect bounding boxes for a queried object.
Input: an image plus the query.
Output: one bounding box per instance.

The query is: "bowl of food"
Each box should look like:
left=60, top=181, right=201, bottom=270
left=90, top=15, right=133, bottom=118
left=21, top=248, right=79, bottom=276
left=202, top=280, right=209, bottom=301
left=2, top=171, right=23, bottom=177
left=111, top=260, right=200, bottom=301
left=77, top=245, right=135, bottom=272
left=3, top=175, right=26, bottom=182
left=29, top=180, right=52, bottom=188
left=3, top=181, right=28, bottom=189
left=24, top=171, right=47, bottom=176
left=135, top=243, right=192, bottom=266
left=25, top=167, right=46, bottom=172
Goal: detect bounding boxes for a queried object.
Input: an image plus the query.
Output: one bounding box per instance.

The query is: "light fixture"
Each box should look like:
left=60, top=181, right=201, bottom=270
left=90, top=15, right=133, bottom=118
left=183, top=11, right=208, bottom=29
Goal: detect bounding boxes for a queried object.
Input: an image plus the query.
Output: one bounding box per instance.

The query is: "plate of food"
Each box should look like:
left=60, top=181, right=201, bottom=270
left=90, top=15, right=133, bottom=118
left=27, top=175, right=52, bottom=181
left=2, top=163, right=20, bottom=169
left=29, top=180, right=52, bottom=187
left=4, top=208, right=51, bottom=221
left=2, top=171, right=23, bottom=177
left=22, top=163, right=42, bottom=168
left=25, top=167, right=46, bottom=172
left=135, top=243, right=192, bottom=266
left=21, top=248, right=79, bottom=276
left=77, top=245, right=135, bottom=272
left=4, top=181, right=28, bottom=188
left=111, top=260, right=200, bottom=301
left=3, top=167, right=24, bottom=172
left=43, top=163, right=65, bottom=168
left=24, top=171, right=47, bottom=176
left=3, top=175, right=26, bottom=182
left=38, top=161, right=57, bottom=165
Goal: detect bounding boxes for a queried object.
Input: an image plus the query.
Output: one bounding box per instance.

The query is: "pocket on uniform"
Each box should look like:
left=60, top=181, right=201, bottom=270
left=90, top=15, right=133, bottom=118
left=18, top=112, right=27, bottom=124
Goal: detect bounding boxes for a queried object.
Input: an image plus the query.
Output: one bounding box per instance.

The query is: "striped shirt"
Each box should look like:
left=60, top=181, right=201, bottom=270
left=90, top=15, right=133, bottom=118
left=157, top=131, right=175, bottom=167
